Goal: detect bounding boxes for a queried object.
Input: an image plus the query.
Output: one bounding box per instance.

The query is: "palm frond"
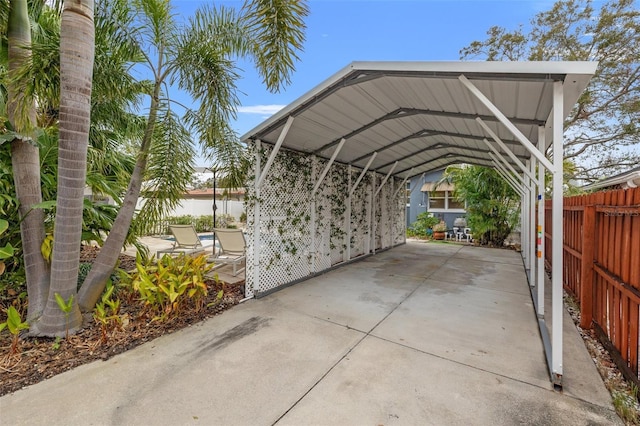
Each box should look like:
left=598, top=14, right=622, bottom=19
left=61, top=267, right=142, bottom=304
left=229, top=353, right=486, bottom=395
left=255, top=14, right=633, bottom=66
left=133, top=106, right=195, bottom=234
left=241, top=0, right=309, bottom=92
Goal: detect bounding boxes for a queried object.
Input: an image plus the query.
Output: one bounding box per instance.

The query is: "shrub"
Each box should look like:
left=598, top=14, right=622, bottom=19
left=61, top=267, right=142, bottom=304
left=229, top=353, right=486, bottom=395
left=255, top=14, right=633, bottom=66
left=442, top=165, right=520, bottom=246
left=408, top=212, right=440, bottom=238
left=120, top=252, right=215, bottom=320
left=214, top=213, right=235, bottom=229
left=77, top=263, right=92, bottom=290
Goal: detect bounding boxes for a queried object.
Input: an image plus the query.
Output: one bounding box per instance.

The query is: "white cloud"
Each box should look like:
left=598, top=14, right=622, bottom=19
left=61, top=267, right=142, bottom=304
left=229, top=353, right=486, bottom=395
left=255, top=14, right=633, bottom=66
left=237, top=104, right=285, bottom=115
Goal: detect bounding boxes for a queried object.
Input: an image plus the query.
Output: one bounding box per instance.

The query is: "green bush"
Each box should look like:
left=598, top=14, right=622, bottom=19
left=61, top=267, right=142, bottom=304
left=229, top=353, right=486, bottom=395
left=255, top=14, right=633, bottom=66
left=77, top=263, right=93, bottom=291
left=408, top=212, right=440, bottom=238
left=215, top=213, right=235, bottom=229
left=442, top=165, right=520, bottom=246
left=120, top=252, right=216, bottom=319
left=163, top=214, right=236, bottom=233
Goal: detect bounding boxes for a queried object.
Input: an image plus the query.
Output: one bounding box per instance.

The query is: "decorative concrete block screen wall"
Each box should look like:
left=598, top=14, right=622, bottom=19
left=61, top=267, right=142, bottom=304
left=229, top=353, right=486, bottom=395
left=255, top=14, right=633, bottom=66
left=245, top=144, right=406, bottom=297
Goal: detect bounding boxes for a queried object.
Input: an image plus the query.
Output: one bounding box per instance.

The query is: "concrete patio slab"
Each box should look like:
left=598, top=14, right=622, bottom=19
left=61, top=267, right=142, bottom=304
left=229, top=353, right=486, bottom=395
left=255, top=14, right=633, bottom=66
left=372, top=279, right=551, bottom=388
left=264, top=266, right=423, bottom=333
left=277, top=336, right=621, bottom=426
left=1, top=300, right=363, bottom=426
left=0, top=241, right=621, bottom=425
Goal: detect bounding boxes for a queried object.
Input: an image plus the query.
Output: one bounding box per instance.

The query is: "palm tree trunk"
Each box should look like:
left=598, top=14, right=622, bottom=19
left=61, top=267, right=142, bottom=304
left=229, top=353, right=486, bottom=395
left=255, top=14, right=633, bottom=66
left=34, top=0, right=95, bottom=336
left=77, top=83, right=161, bottom=312
left=7, top=0, right=51, bottom=323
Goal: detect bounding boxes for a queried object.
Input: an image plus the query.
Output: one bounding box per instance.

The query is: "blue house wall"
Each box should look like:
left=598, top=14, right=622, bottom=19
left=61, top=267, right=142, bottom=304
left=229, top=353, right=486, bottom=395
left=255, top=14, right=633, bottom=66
left=406, top=169, right=467, bottom=229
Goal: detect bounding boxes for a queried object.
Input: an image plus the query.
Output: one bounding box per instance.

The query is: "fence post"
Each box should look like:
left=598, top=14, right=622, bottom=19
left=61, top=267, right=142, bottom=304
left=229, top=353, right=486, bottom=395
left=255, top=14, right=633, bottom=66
left=580, top=204, right=595, bottom=329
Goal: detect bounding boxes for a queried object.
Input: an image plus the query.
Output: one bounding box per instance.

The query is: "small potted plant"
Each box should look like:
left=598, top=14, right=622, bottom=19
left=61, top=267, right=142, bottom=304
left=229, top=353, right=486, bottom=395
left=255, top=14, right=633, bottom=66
left=432, top=220, right=447, bottom=240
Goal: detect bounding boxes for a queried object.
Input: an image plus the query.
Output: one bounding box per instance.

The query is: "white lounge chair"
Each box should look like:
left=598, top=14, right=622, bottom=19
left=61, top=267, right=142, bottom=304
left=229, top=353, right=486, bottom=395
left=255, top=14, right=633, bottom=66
left=156, top=224, right=213, bottom=257
left=208, top=228, right=246, bottom=276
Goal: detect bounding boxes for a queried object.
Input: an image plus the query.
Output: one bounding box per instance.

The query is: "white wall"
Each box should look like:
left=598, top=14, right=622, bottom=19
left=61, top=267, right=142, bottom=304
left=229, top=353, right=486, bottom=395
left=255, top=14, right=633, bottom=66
left=169, top=199, right=244, bottom=220
left=136, top=198, right=245, bottom=221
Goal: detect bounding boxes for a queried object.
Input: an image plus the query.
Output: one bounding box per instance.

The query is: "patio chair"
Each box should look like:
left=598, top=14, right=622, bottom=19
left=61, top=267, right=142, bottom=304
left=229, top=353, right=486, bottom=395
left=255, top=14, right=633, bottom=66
left=156, top=224, right=213, bottom=258
left=208, top=228, right=246, bottom=276
left=463, top=227, right=473, bottom=243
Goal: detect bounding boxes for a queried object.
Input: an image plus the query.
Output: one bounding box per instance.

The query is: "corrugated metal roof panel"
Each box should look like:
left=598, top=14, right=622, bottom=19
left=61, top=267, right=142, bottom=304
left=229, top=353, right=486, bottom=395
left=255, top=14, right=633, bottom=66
left=242, top=61, right=597, bottom=179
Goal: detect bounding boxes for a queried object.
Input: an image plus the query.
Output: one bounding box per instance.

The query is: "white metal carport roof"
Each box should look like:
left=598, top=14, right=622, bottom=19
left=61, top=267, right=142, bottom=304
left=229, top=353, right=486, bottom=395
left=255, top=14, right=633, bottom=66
left=241, top=61, right=598, bottom=388
left=241, top=61, right=596, bottom=178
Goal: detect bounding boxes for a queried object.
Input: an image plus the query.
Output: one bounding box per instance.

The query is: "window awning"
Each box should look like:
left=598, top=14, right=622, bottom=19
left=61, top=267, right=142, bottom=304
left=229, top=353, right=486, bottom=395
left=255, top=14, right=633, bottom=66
left=421, top=182, right=455, bottom=192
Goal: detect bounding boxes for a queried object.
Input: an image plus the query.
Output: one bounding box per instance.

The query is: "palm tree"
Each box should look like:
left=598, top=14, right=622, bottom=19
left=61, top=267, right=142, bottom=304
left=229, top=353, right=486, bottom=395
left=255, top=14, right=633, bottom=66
left=77, top=0, right=309, bottom=311
left=3, top=0, right=147, bottom=334
left=441, top=165, right=520, bottom=246
left=6, top=0, right=50, bottom=323
left=32, top=0, right=95, bottom=335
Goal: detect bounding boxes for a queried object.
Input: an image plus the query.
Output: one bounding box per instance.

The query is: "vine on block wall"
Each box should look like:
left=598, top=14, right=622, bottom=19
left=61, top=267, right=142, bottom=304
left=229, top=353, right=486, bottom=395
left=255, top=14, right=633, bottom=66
left=245, top=144, right=406, bottom=296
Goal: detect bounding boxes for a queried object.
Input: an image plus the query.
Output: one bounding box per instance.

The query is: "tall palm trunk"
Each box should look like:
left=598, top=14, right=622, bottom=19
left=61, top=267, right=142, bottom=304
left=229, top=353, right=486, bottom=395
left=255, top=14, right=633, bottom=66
left=77, top=82, right=161, bottom=312
left=7, top=0, right=50, bottom=323
left=34, top=0, right=95, bottom=335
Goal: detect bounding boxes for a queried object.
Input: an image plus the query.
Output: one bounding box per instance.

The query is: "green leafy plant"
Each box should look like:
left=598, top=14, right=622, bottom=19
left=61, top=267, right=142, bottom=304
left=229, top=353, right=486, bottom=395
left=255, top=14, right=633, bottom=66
left=93, top=281, right=124, bottom=344
left=207, top=289, right=224, bottom=308
left=0, top=306, right=29, bottom=354
left=0, top=218, right=15, bottom=276
left=612, top=388, right=639, bottom=424
left=77, top=263, right=93, bottom=290
left=123, top=252, right=214, bottom=320
left=441, top=165, right=520, bottom=246
left=54, top=293, right=75, bottom=339
left=51, top=336, right=62, bottom=351
left=408, top=212, right=440, bottom=238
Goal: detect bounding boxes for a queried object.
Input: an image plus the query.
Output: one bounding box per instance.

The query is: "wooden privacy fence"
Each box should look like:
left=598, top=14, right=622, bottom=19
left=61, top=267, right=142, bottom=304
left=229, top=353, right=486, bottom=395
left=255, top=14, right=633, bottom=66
left=545, top=187, right=640, bottom=385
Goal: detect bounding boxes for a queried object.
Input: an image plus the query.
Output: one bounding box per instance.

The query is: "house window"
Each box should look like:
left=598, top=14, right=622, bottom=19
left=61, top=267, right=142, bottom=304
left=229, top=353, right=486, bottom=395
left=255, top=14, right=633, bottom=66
left=406, top=182, right=411, bottom=206
left=429, top=191, right=446, bottom=209
left=428, top=190, right=465, bottom=211
left=448, top=197, right=465, bottom=209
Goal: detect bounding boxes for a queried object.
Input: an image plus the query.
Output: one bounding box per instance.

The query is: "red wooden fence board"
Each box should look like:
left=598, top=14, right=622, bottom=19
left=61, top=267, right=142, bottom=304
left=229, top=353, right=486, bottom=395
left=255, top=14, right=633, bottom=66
left=546, top=187, right=640, bottom=383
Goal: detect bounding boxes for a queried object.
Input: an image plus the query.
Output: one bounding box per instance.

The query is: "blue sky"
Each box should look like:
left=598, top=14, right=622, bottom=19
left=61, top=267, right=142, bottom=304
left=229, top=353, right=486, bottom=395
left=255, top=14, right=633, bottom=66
left=173, top=0, right=594, bottom=165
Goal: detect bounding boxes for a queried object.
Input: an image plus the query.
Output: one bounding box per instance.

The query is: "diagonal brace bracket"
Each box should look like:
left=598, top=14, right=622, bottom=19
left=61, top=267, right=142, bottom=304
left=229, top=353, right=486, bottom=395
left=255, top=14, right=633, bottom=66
left=458, top=74, right=554, bottom=172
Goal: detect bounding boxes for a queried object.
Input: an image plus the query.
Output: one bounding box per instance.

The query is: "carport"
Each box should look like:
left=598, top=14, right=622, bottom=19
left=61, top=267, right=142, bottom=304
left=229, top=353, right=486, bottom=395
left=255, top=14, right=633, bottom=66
left=240, top=61, right=598, bottom=387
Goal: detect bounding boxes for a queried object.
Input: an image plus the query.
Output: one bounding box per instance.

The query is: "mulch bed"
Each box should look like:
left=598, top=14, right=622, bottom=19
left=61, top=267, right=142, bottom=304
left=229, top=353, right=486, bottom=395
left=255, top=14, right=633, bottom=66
left=0, top=246, right=244, bottom=397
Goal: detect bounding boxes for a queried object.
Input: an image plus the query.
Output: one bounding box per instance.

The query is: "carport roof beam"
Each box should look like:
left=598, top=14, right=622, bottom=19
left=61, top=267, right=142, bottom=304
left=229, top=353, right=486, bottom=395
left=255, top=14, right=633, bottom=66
left=314, top=108, right=542, bottom=156
left=395, top=152, right=502, bottom=176
left=256, top=116, right=294, bottom=189
left=458, top=74, right=554, bottom=172
left=350, top=152, right=377, bottom=196
left=312, top=138, right=346, bottom=197
left=376, top=141, right=524, bottom=172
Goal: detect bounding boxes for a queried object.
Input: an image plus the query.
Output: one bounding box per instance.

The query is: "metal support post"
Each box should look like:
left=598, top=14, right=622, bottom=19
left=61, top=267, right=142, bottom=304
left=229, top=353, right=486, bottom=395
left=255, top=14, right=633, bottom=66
left=551, top=81, right=564, bottom=386
left=251, top=140, right=262, bottom=297
left=256, top=116, right=294, bottom=188
left=522, top=174, right=529, bottom=274
left=351, top=153, right=377, bottom=196
left=371, top=172, right=377, bottom=254
left=537, top=127, right=546, bottom=318
left=374, top=161, right=398, bottom=197
left=310, top=157, right=317, bottom=273
left=490, top=154, right=525, bottom=195
left=345, top=165, right=352, bottom=262
left=312, top=138, right=346, bottom=197
left=528, top=159, right=537, bottom=286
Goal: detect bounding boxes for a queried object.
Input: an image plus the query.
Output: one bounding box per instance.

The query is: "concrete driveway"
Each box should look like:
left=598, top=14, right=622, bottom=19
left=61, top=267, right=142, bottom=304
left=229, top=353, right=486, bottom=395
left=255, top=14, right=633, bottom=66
left=0, top=242, right=621, bottom=425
